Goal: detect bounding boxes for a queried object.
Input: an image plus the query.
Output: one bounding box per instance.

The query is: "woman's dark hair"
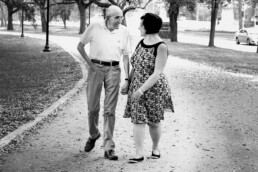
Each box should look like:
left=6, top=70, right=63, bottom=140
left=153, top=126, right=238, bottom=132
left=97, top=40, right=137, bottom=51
left=140, top=13, right=163, bottom=34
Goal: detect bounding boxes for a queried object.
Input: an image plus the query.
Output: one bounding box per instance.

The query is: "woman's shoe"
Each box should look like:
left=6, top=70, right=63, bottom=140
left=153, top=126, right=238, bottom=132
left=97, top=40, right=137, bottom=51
left=128, top=156, right=144, bottom=163
left=149, top=150, right=160, bottom=159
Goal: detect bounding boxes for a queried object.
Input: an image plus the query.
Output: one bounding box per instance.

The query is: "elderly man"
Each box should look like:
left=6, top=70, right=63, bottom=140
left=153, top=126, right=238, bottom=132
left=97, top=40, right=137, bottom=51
left=77, top=5, right=131, bottom=160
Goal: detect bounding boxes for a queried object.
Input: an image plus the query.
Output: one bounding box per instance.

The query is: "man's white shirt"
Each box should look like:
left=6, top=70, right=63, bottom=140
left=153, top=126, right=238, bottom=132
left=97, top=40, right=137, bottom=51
left=80, top=21, right=131, bottom=62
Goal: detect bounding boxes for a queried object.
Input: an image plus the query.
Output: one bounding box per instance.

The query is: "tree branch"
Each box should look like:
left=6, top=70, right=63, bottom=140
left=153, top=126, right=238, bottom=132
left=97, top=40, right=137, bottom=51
left=123, top=0, right=152, bottom=14
left=107, top=0, right=118, bottom=5
left=49, top=0, right=76, bottom=7
left=93, top=1, right=111, bottom=8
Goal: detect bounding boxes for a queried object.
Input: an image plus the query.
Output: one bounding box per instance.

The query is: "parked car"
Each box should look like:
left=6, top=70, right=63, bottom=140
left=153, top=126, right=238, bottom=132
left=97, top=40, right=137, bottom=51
left=234, top=28, right=258, bottom=45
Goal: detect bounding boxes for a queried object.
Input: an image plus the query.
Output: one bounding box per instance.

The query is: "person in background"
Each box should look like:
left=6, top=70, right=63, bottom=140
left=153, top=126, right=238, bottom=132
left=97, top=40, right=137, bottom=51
left=77, top=5, right=131, bottom=161
left=122, top=13, right=174, bottom=163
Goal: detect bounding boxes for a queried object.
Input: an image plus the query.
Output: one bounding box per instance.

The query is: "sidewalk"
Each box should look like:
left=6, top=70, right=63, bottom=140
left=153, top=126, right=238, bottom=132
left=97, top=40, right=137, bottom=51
left=1, top=32, right=258, bottom=172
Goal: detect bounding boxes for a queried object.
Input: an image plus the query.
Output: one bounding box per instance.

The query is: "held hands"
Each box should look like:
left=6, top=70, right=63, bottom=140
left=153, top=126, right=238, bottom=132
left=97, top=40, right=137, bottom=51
left=121, top=81, right=129, bottom=95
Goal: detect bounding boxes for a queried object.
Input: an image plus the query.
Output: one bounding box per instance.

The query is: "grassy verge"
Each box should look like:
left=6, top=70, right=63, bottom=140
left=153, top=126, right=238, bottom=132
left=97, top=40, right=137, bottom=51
left=0, top=35, right=82, bottom=139
left=10, top=23, right=81, bottom=37
left=166, top=41, right=258, bottom=75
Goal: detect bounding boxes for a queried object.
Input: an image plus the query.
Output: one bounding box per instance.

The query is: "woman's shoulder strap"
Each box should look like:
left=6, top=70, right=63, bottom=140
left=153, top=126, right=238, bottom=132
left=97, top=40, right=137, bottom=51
left=135, top=38, right=144, bottom=48
left=154, top=41, right=167, bottom=57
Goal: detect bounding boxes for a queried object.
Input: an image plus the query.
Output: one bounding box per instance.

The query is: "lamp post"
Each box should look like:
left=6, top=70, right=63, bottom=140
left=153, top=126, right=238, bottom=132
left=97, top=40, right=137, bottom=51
left=43, top=0, right=51, bottom=52
left=20, top=0, right=33, bottom=38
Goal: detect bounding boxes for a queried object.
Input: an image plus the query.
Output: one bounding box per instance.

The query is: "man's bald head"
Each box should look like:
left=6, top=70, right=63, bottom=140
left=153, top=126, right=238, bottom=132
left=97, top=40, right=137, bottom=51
left=106, top=5, right=122, bottom=17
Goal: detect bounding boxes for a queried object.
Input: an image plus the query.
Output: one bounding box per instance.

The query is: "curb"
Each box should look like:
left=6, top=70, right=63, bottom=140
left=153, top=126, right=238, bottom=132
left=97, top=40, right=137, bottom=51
left=0, top=36, right=88, bottom=151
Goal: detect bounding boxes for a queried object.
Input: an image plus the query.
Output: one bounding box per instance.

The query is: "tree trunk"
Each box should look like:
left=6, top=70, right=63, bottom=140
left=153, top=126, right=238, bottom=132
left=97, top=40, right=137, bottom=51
left=19, top=11, right=22, bottom=27
left=63, top=19, right=66, bottom=29
left=40, top=10, right=46, bottom=32
left=0, top=2, right=4, bottom=27
left=238, top=0, right=243, bottom=29
left=0, top=17, right=3, bottom=27
left=78, top=4, right=86, bottom=34
left=209, top=0, right=219, bottom=47
left=7, top=6, right=13, bottom=30
left=169, top=6, right=179, bottom=42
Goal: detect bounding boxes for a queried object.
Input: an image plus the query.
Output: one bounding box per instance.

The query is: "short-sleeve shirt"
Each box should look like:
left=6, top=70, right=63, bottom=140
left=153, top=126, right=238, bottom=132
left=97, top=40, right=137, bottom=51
left=80, top=21, right=131, bottom=62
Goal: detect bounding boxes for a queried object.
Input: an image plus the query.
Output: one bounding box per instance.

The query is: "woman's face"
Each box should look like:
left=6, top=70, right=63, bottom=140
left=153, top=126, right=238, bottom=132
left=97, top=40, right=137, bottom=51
left=139, top=19, right=146, bottom=37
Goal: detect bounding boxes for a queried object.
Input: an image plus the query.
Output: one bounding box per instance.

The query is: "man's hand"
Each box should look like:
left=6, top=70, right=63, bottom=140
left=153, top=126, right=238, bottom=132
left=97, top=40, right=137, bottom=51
left=120, top=81, right=129, bottom=95
left=89, top=63, right=97, bottom=72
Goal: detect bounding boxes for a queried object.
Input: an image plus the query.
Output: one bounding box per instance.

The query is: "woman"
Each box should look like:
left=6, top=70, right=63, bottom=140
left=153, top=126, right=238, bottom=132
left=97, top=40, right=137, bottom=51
left=123, top=13, right=174, bottom=163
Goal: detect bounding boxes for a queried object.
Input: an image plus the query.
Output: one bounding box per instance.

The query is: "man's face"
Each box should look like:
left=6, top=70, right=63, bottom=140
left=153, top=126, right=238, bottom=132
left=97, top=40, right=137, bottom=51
left=107, top=13, right=123, bottom=30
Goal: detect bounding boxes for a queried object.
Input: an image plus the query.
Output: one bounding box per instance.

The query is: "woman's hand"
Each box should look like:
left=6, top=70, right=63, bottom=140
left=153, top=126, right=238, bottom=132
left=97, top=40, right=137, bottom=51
left=131, top=89, right=143, bottom=101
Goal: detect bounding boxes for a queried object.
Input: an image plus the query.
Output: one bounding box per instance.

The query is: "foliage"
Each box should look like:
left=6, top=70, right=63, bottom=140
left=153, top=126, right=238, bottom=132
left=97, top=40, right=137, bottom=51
left=0, top=0, right=36, bottom=30
left=40, top=0, right=152, bottom=34
left=164, top=0, right=196, bottom=15
left=50, top=3, right=73, bottom=22
left=161, top=0, right=196, bottom=42
left=22, top=2, right=37, bottom=26
left=0, top=0, right=22, bottom=8
left=0, top=1, right=7, bottom=26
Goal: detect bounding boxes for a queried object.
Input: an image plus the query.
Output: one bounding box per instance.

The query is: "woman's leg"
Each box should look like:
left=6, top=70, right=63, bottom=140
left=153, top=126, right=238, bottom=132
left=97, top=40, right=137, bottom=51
left=149, top=123, right=161, bottom=154
left=133, top=123, right=145, bottom=157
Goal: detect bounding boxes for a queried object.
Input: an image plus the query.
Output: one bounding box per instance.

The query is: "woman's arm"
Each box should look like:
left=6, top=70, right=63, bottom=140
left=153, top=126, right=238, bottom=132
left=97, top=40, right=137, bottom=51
left=138, top=43, right=168, bottom=95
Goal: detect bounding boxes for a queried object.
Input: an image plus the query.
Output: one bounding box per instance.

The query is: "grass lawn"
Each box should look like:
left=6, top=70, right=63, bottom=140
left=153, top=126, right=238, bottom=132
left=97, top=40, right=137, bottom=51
left=0, top=34, right=82, bottom=139
left=166, top=41, right=258, bottom=75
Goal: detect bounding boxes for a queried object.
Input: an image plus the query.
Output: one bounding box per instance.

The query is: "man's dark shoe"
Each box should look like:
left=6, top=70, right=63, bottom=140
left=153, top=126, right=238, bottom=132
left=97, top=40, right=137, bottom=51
left=84, top=133, right=101, bottom=152
left=104, top=150, right=118, bottom=160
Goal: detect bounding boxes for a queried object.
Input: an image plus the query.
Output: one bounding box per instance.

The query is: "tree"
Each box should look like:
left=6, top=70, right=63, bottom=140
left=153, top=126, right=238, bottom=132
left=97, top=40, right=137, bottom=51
left=118, top=0, right=152, bottom=26
left=34, top=0, right=48, bottom=32
left=249, top=0, right=258, bottom=19
left=163, top=0, right=196, bottom=42
left=199, top=0, right=232, bottom=47
left=242, top=0, right=258, bottom=53
left=0, top=0, right=23, bottom=30
left=18, top=2, right=37, bottom=28
left=0, top=1, right=7, bottom=27
left=209, top=0, right=221, bottom=46
left=52, top=0, right=152, bottom=34
left=0, top=0, right=35, bottom=30
left=253, top=0, right=258, bottom=53
left=238, top=0, right=244, bottom=29
left=50, top=0, right=93, bottom=34
left=50, top=3, right=74, bottom=28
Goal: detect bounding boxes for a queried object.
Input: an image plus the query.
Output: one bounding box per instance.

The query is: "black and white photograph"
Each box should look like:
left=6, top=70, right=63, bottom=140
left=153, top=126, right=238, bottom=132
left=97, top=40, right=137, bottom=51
left=0, top=0, right=258, bottom=171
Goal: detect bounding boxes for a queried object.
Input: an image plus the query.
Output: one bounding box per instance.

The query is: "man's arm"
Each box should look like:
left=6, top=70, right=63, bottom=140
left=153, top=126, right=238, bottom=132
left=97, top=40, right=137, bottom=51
left=120, top=54, right=130, bottom=95
left=77, top=42, right=94, bottom=69
left=123, top=54, right=130, bottom=79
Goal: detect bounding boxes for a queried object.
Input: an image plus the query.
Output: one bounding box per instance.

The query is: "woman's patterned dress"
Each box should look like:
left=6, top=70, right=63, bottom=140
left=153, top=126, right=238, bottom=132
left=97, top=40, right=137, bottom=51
left=123, top=39, right=174, bottom=124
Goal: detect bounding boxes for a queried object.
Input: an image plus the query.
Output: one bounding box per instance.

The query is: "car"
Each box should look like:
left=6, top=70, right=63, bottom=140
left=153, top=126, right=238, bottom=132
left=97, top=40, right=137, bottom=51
left=234, top=28, right=258, bottom=45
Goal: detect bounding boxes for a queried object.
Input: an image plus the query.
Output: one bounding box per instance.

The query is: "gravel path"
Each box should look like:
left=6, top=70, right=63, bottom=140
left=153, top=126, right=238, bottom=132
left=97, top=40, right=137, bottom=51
left=1, top=34, right=258, bottom=172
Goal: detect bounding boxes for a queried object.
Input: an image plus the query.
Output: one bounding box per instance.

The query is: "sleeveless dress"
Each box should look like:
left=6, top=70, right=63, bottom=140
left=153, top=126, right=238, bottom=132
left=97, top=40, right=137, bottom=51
left=123, top=39, right=174, bottom=124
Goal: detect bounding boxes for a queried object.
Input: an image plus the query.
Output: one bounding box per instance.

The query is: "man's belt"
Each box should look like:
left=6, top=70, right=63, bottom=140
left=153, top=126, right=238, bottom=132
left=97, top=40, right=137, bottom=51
left=91, top=59, right=119, bottom=66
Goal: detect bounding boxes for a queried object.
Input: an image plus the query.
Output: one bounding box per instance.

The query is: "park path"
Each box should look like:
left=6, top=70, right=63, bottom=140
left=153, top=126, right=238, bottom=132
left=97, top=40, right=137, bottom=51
left=0, top=32, right=258, bottom=172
